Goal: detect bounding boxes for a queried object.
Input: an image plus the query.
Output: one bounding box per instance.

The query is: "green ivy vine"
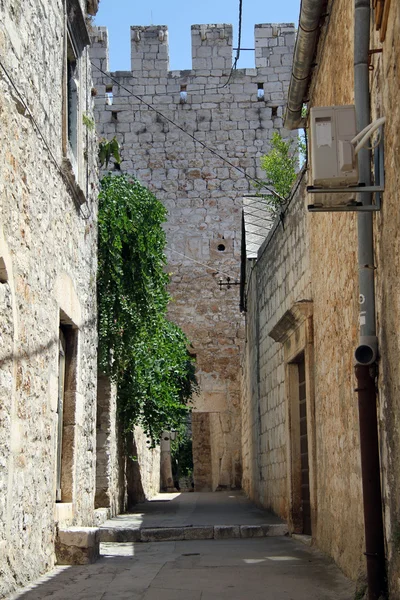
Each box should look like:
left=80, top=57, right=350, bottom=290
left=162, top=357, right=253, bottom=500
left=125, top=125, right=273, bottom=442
left=97, top=174, right=197, bottom=444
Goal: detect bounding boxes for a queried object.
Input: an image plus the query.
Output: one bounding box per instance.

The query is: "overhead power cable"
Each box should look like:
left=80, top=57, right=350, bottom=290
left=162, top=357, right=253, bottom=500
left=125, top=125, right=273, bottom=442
left=235, top=0, right=243, bottom=65
left=91, top=61, right=284, bottom=202
left=218, top=0, right=244, bottom=90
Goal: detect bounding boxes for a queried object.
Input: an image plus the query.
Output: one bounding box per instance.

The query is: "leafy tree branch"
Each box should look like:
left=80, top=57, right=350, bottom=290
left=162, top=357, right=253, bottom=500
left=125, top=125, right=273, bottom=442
left=97, top=174, right=197, bottom=444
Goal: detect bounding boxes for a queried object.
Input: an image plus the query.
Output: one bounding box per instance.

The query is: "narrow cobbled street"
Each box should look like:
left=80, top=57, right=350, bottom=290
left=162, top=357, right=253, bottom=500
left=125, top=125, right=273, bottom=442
left=10, top=493, right=354, bottom=600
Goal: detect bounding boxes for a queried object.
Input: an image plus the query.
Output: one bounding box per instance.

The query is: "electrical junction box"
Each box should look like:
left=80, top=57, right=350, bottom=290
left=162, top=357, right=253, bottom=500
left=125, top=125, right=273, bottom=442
left=310, top=105, right=358, bottom=188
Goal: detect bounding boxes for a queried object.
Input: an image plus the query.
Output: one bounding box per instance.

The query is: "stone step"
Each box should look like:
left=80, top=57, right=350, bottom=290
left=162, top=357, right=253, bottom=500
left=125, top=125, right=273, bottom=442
left=56, top=523, right=288, bottom=565
left=98, top=523, right=288, bottom=543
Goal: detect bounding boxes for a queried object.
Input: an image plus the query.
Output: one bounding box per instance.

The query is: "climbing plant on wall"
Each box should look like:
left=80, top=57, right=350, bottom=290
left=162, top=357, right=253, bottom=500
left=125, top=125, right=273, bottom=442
left=97, top=173, right=197, bottom=444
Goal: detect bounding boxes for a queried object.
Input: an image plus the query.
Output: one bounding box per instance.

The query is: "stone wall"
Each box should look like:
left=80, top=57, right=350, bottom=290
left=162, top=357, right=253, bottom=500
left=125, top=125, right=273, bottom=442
left=96, top=374, right=125, bottom=514
left=0, top=0, right=99, bottom=596
left=96, top=374, right=161, bottom=512
left=241, top=174, right=311, bottom=516
left=370, top=2, right=400, bottom=596
left=242, top=0, right=400, bottom=588
left=90, top=22, right=296, bottom=491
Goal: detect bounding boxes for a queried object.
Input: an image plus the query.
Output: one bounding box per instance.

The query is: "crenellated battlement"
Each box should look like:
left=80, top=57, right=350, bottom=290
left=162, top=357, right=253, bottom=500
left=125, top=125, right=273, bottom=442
left=130, top=25, right=169, bottom=72
left=91, top=22, right=295, bottom=74
left=191, top=24, right=233, bottom=71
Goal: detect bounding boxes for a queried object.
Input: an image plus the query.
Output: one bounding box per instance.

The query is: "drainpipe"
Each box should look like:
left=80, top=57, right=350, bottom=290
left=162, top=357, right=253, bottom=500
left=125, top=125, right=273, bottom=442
left=284, top=0, right=327, bottom=130
left=354, top=1, right=386, bottom=598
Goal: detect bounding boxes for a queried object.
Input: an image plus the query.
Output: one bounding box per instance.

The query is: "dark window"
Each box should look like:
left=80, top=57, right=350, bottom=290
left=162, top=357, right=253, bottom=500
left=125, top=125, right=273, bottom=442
left=67, top=38, right=78, bottom=162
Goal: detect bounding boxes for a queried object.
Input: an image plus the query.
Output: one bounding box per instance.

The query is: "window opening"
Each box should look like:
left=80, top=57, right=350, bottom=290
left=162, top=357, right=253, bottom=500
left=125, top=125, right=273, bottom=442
left=67, top=37, right=78, bottom=162
left=180, top=85, right=187, bottom=104
left=257, top=83, right=265, bottom=101
left=105, top=85, right=113, bottom=106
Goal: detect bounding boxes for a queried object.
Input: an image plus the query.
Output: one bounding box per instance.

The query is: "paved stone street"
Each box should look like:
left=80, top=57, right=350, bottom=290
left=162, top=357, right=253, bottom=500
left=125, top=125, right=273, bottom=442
left=100, top=490, right=284, bottom=529
left=10, top=492, right=355, bottom=600
left=10, top=537, right=355, bottom=600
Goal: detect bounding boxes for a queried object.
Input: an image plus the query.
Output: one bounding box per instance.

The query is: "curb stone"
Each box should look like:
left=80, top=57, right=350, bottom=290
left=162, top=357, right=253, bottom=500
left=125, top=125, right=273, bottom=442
left=97, top=523, right=288, bottom=544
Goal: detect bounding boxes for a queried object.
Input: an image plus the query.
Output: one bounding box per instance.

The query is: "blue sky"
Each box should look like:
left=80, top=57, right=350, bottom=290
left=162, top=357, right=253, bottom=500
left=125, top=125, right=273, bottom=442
left=95, top=0, right=301, bottom=72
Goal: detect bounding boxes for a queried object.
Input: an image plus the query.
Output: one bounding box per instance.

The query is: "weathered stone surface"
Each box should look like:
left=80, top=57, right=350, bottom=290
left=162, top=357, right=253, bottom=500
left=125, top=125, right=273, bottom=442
left=141, top=527, right=185, bottom=542
left=96, top=374, right=161, bottom=515
left=58, top=527, right=98, bottom=548
left=98, top=527, right=141, bottom=543
left=55, top=544, right=99, bottom=566
left=0, top=0, right=99, bottom=596
left=183, top=526, right=214, bottom=540
left=240, top=525, right=265, bottom=538
left=93, top=507, right=111, bottom=527
left=240, top=524, right=288, bottom=538
left=214, top=526, right=240, bottom=539
left=241, top=0, right=400, bottom=593
left=91, top=22, right=295, bottom=494
left=264, top=524, right=289, bottom=537
left=56, top=528, right=100, bottom=565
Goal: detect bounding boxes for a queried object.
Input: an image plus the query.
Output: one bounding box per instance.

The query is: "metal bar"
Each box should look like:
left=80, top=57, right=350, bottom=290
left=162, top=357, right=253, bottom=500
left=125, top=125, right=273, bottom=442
left=307, top=186, right=384, bottom=193
left=308, top=205, right=380, bottom=212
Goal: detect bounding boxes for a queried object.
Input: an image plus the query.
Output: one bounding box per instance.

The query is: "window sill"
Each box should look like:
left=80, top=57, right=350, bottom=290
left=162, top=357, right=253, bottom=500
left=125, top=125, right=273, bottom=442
left=62, top=157, right=87, bottom=205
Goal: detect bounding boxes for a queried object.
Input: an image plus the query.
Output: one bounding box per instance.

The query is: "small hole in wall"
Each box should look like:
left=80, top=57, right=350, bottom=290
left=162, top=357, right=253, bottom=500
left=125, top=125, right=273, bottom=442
left=257, top=83, right=265, bottom=101
left=217, top=244, right=226, bottom=252
left=272, top=106, right=278, bottom=117
left=111, top=111, right=118, bottom=121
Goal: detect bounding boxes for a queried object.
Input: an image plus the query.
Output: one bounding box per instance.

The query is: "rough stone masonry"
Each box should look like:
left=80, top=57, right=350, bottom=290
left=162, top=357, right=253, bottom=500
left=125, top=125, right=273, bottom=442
left=91, top=22, right=297, bottom=491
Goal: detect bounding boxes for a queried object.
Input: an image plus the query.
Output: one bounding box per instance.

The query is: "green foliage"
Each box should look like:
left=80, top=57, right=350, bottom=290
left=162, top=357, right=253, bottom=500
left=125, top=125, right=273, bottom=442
left=97, top=174, right=197, bottom=444
left=82, top=113, right=95, bottom=131
left=260, top=132, right=298, bottom=203
left=99, top=137, right=121, bottom=168
left=171, top=433, right=194, bottom=481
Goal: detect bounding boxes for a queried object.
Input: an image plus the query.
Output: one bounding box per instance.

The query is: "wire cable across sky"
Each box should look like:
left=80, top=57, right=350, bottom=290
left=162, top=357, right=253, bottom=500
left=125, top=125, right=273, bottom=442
left=91, top=61, right=284, bottom=202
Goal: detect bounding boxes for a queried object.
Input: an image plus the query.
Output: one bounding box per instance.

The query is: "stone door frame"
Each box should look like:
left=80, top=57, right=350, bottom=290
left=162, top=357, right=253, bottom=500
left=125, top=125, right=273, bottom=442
left=269, top=300, right=317, bottom=536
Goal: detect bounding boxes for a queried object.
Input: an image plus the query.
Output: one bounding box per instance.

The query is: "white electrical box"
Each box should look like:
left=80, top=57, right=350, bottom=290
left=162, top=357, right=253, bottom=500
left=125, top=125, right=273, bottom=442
left=310, top=105, right=358, bottom=188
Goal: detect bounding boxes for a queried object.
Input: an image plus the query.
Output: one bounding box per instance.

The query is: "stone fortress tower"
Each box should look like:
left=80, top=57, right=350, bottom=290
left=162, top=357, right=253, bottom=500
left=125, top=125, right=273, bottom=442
left=91, top=22, right=296, bottom=491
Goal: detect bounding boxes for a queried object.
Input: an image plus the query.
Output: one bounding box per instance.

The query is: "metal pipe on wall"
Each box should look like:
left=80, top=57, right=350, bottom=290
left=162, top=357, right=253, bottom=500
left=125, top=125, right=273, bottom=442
left=284, top=0, right=326, bottom=130
left=354, top=1, right=386, bottom=597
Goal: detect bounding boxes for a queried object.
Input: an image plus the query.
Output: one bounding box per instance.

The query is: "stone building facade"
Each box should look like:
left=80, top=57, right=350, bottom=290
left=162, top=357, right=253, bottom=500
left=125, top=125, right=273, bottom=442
left=91, top=22, right=296, bottom=491
left=0, top=0, right=101, bottom=595
left=241, top=0, right=400, bottom=594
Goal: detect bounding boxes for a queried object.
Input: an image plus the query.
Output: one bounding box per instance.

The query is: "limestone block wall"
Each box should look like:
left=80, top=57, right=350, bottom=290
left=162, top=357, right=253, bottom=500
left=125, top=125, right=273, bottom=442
left=0, top=0, right=99, bottom=596
left=370, top=3, right=400, bottom=596
left=96, top=374, right=161, bottom=510
left=127, top=426, right=161, bottom=504
left=304, top=0, right=370, bottom=581
left=241, top=176, right=311, bottom=515
left=306, top=0, right=400, bottom=589
left=91, top=22, right=297, bottom=491
left=241, top=0, right=400, bottom=587
left=96, top=374, right=125, bottom=515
